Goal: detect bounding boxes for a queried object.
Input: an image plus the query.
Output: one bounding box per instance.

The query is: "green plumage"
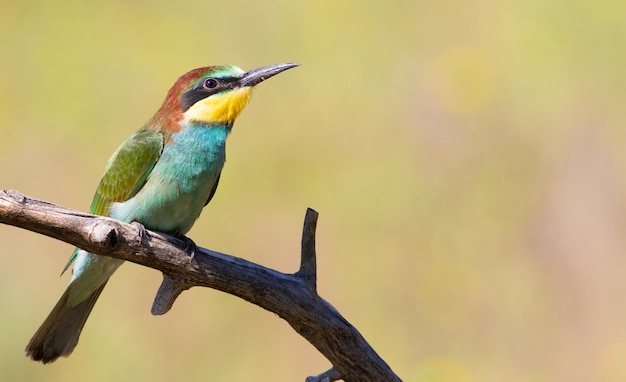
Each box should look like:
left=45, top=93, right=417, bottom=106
left=63, top=130, right=164, bottom=273
left=25, top=62, right=298, bottom=364
left=91, top=130, right=164, bottom=216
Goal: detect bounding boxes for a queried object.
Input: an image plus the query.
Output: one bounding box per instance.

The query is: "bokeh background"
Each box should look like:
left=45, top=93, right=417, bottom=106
left=1, top=1, right=626, bottom=381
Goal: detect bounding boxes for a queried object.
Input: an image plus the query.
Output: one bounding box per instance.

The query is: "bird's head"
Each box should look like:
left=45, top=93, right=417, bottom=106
left=152, top=63, right=299, bottom=129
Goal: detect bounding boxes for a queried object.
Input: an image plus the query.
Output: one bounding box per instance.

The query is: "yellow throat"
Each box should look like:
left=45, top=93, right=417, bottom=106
left=183, top=87, right=253, bottom=124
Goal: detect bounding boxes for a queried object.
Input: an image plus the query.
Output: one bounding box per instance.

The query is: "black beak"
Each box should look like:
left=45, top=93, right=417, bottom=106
left=238, top=63, right=300, bottom=87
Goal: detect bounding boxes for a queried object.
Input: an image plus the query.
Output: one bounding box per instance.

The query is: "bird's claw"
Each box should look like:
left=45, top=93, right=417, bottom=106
left=131, top=221, right=149, bottom=245
left=177, top=235, right=198, bottom=261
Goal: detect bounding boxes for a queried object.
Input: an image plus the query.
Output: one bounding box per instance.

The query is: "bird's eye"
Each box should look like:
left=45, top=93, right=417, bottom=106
left=204, top=78, right=219, bottom=89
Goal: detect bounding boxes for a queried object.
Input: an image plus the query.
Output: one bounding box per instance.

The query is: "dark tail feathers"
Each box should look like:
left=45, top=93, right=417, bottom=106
left=25, top=282, right=107, bottom=363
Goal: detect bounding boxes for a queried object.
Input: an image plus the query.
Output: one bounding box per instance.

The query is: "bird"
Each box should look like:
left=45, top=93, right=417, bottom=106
left=25, top=62, right=299, bottom=363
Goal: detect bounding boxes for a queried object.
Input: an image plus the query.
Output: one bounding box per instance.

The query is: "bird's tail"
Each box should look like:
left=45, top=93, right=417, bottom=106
left=25, top=280, right=108, bottom=363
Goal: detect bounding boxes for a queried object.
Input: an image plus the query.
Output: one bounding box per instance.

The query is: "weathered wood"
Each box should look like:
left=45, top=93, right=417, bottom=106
left=0, top=189, right=401, bottom=382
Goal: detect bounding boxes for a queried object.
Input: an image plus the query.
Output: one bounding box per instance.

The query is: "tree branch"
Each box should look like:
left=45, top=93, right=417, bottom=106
left=0, top=190, right=401, bottom=382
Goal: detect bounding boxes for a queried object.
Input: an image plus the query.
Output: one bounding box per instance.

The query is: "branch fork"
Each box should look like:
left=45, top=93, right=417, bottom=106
left=0, top=190, right=400, bottom=381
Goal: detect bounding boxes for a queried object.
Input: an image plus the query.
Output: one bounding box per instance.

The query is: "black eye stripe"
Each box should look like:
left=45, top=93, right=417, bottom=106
left=180, top=76, right=241, bottom=112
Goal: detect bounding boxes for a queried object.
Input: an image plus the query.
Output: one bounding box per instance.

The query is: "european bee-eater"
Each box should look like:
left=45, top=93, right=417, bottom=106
left=25, top=62, right=299, bottom=363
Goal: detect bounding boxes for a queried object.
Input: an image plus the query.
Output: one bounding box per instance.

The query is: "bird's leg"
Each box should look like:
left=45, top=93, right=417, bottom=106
left=175, top=234, right=199, bottom=261
left=131, top=221, right=149, bottom=245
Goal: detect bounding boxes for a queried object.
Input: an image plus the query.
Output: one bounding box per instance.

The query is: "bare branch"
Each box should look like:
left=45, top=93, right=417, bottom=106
left=152, top=274, right=192, bottom=315
left=306, top=367, right=342, bottom=382
left=0, top=189, right=401, bottom=381
left=296, top=208, right=318, bottom=292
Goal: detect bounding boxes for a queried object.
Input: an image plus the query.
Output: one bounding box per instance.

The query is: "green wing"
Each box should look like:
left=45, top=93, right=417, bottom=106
left=89, top=129, right=164, bottom=216
left=63, top=129, right=164, bottom=273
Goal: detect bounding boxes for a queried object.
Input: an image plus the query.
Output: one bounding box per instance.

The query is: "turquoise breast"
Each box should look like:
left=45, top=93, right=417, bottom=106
left=110, top=124, right=230, bottom=235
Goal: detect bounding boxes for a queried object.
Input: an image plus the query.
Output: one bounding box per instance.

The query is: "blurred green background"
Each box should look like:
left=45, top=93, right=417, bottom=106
left=1, top=0, right=626, bottom=381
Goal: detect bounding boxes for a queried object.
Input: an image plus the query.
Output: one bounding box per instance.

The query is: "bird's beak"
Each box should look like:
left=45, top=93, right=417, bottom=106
left=238, top=63, right=300, bottom=87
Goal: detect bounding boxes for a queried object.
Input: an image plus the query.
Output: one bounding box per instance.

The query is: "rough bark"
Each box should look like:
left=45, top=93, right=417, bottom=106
left=0, top=189, right=401, bottom=382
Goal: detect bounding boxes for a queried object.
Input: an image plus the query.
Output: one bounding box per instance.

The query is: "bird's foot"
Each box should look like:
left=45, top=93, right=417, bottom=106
left=131, top=221, right=149, bottom=245
left=176, top=234, right=198, bottom=261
